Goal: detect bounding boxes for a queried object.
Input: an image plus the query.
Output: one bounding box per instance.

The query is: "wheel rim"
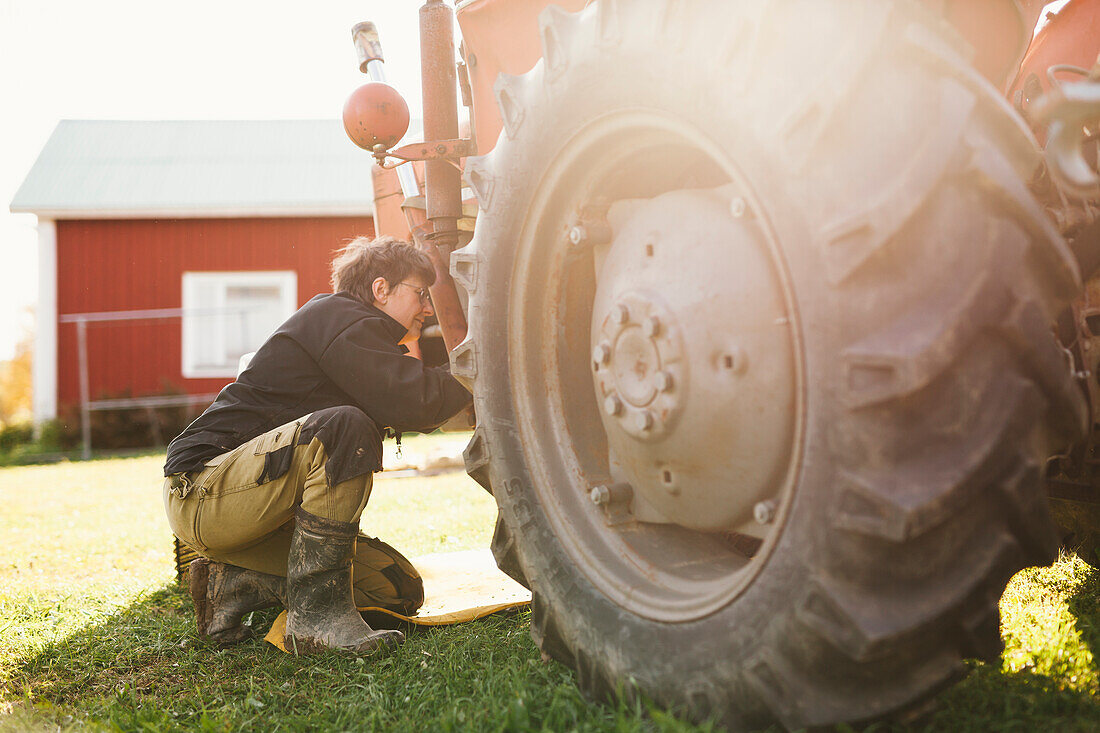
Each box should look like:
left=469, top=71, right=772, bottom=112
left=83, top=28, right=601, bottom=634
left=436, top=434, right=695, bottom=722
left=508, top=109, right=807, bottom=622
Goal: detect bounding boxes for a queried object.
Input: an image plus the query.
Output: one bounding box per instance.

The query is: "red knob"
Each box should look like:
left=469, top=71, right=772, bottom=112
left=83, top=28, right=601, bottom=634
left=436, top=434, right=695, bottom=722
left=343, top=82, right=410, bottom=151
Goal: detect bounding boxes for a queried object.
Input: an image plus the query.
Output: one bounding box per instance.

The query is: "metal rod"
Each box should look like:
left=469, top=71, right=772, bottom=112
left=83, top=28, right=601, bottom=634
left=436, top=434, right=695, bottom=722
left=394, top=159, right=422, bottom=201
left=87, top=393, right=219, bottom=411
left=60, top=306, right=254, bottom=323
left=77, top=319, right=91, bottom=460
left=365, top=59, right=387, bottom=83
left=352, top=20, right=420, bottom=200
left=409, top=214, right=468, bottom=352
left=419, top=0, right=463, bottom=248
left=352, top=21, right=385, bottom=74
left=146, top=405, right=164, bottom=447
left=404, top=1, right=468, bottom=354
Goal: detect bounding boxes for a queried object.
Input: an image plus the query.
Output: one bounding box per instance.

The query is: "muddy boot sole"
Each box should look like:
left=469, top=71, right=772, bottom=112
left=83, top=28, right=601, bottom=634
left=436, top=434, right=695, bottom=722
left=189, top=557, right=213, bottom=639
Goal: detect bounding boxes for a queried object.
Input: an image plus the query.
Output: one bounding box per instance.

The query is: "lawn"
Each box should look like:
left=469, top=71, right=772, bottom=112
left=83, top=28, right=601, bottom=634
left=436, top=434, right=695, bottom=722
left=1, top=441, right=1098, bottom=731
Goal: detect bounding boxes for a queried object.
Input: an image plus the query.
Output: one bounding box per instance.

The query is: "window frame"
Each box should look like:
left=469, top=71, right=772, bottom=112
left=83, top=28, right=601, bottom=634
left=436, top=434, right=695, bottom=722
left=181, top=270, right=298, bottom=379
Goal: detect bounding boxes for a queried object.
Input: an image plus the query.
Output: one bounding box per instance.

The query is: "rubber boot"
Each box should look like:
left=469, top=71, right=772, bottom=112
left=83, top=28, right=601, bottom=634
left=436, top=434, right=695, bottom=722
left=189, top=557, right=286, bottom=646
left=284, top=506, right=405, bottom=655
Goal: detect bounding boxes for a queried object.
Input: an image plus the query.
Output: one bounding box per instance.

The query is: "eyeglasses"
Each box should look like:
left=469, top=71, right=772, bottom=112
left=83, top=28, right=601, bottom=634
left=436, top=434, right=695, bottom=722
left=398, top=282, right=432, bottom=305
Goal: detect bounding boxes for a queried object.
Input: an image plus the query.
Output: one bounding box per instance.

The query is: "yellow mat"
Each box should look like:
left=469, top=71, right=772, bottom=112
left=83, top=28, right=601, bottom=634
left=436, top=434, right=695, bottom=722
left=264, top=548, right=531, bottom=652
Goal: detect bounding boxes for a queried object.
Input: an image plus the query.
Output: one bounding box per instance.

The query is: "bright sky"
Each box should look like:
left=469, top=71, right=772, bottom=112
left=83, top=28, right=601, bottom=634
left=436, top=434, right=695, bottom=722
left=0, top=0, right=427, bottom=361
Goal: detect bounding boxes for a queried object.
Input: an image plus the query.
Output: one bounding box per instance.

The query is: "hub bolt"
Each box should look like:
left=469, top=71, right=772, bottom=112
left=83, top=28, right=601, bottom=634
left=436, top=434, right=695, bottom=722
left=634, top=410, right=654, bottom=431
left=642, top=316, right=661, bottom=338
left=593, top=342, right=612, bottom=365
left=731, top=197, right=747, bottom=218
left=754, top=500, right=777, bottom=525
left=568, top=225, right=587, bottom=245
left=604, top=394, right=623, bottom=416
left=654, top=370, right=674, bottom=392
left=591, top=482, right=633, bottom=506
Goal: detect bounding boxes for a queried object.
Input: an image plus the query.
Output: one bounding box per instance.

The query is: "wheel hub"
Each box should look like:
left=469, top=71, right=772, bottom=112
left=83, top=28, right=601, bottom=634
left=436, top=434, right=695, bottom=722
left=593, top=293, right=684, bottom=440
left=590, top=186, right=798, bottom=532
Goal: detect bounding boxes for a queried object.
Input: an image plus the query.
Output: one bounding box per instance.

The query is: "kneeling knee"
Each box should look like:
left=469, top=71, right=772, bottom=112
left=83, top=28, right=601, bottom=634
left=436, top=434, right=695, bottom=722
left=300, top=406, right=384, bottom=481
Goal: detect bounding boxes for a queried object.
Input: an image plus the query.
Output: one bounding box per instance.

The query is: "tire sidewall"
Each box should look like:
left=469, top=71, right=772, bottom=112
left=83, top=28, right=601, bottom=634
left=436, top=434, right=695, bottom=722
left=462, top=0, right=1062, bottom=725
left=468, top=9, right=852, bottom=724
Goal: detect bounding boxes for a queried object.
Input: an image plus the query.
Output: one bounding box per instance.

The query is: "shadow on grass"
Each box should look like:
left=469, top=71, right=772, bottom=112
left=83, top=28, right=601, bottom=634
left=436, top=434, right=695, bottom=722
left=2, top=583, right=660, bottom=732
left=7, top=569, right=1100, bottom=732
left=926, top=666, right=1100, bottom=732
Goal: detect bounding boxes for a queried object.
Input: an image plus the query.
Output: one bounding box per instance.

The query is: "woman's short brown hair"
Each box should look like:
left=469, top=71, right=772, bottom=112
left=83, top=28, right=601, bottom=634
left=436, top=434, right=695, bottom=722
left=330, top=235, right=435, bottom=304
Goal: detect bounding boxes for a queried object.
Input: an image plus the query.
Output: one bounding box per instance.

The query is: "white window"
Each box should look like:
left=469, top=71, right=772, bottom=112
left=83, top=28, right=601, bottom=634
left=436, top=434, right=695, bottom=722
left=182, top=271, right=298, bottom=378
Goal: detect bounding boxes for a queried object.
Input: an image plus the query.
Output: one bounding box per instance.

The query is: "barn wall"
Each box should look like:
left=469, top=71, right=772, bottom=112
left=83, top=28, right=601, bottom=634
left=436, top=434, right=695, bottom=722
left=56, top=217, right=375, bottom=409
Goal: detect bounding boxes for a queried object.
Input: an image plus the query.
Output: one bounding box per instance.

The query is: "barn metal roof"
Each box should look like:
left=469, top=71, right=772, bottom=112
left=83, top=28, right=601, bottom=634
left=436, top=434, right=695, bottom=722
left=10, top=120, right=378, bottom=219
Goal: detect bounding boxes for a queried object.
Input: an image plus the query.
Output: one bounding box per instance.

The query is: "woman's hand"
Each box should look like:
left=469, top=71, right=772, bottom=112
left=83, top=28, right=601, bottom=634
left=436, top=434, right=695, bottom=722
left=411, top=224, right=447, bottom=271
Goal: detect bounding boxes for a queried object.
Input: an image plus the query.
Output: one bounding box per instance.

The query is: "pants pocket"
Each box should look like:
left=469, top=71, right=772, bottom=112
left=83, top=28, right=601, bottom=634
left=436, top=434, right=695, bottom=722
left=164, top=477, right=207, bottom=553
left=253, top=420, right=302, bottom=456
left=253, top=419, right=305, bottom=484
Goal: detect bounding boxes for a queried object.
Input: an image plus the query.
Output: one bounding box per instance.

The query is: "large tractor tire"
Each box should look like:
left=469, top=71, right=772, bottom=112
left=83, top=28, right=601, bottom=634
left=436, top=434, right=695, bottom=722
left=451, top=0, right=1087, bottom=728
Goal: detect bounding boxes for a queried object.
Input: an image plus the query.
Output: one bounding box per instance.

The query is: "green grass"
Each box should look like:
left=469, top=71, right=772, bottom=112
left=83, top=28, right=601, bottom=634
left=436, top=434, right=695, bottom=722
left=1, top=447, right=1099, bottom=731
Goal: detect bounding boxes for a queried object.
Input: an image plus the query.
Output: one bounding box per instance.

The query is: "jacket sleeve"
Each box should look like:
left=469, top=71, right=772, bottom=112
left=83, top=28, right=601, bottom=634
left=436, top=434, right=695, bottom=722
left=317, top=317, right=471, bottom=432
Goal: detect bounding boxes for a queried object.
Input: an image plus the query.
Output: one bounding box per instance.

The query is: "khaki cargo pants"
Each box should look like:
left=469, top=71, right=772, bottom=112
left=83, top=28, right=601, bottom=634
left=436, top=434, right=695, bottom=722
left=164, top=405, right=381, bottom=579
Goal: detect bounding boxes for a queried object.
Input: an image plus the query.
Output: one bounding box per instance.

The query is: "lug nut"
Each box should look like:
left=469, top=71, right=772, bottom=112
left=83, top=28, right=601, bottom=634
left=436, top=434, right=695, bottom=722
left=593, top=342, right=612, bottom=365
left=569, top=225, right=587, bottom=245
left=654, top=370, right=674, bottom=392
left=590, top=485, right=610, bottom=506
left=592, top=482, right=633, bottom=506
left=634, top=410, right=654, bottom=431
left=604, top=394, right=623, bottom=416
left=613, top=304, right=630, bottom=325
left=642, top=315, right=661, bottom=338
left=730, top=197, right=746, bottom=218
left=754, top=500, right=777, bottom=525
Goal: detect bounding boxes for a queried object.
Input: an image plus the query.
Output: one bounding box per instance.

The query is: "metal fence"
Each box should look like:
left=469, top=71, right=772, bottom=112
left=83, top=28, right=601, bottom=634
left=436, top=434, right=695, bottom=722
left=58, top=307, right=252, bottom=459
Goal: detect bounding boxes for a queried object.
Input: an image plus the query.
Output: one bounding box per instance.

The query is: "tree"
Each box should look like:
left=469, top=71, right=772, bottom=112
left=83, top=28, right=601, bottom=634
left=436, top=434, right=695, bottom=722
left=0, top=309, right=33, bottom=425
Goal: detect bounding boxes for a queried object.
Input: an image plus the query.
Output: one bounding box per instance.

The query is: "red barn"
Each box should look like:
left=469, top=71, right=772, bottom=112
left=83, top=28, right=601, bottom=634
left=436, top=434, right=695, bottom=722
left=10, top=120, right=376, bottom=424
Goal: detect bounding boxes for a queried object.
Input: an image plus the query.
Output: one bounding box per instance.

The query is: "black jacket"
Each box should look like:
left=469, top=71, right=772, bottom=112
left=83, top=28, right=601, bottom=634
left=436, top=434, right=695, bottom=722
left=164, top=292, right=471, bottom=476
